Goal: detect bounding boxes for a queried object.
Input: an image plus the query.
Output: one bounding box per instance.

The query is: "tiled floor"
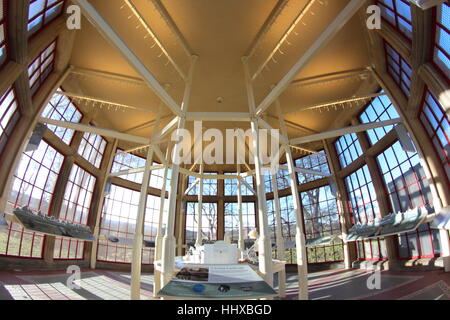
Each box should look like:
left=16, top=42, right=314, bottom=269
left=0, top=268, right=448, bottom=300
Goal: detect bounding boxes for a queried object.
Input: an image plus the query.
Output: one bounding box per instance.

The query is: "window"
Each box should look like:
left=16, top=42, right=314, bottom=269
left=0, top=0, right=7, bottom=68
left=419, top=90, right=450, bottom=181
left=263, top=168, right=291, bottom=194
left=54, top=165, right=96, bottom=260
left=301, top=185, right=344, bottom=264
left=267, top=195, right=297, bottom=263
left=335, top=133, right=363, bottom=169
left=111, top=149, right=145, bottom=184
left=111, top=149, right=170, bottom=189
left=41, top=90, right=82, bottom=145
left=359, top=94, right=400, bottom=145
left=187, top=173, right=218, bottom=196
left=0, top=87, right=20, bottom=155
left=224, top=173, right=254, bottom=196
left=28, top=0, right=65, bottom=37
left=345, top=166, right=386, bottom=261
left=224, top=202, right=256, bottom=242
left=295, top=150, right=330, bottom=184
left=149, top=163, right=171, bottom=190
left=28, top=40, right=56, bottom=96
left=78, top=132, right=107, bottom=169
left=376, top=0, right=412, bottom=40
left=185, top=202, right=218, bottom=244
left=0, top=140, right=64, bottom=258
left=433, top=2, right=450, bottom=81
left=376, top=141, right=439, bottom=259
left=385, top=42, right=412, bottom=97
left=97, top=185, right=164, bottom=264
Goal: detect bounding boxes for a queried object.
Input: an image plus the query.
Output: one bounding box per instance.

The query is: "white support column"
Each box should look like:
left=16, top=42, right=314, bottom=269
left=195, top=164, right=204, bottom=247
left=130, top=110, right=162, bottom=300
left=153, top=147, right=170, bottom=297
left=271, top=174, right=286, bottom=298
left=276, top=101, right=309, bottom=300
left=242, top=57, right=273, bottom=287
left=237, top=165, right=245, bottom=260
left=161, top=56, right=198, bottom=286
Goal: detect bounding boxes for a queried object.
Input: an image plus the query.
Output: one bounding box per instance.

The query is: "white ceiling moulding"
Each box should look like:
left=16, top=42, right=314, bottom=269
left=72, top=0, right=183, bottom=117
left=255, top=0, right=366, bottom=117
left=39, top=118, right=150, bottom=145
left=290, top=118, right=402, bottom=145
left=55, top=91, right=155, bottom=113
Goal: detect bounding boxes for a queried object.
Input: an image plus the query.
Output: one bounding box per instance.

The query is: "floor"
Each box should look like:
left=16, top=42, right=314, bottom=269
left=0, top=268, right=448, bottom=300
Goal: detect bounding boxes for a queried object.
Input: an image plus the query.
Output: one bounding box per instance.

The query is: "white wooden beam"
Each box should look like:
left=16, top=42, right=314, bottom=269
left=255, top=0, right=365, bottom=116
left=290, top=118, right=401, bottom=145
left=72, top=0, right=183, bottom=117
left=278, top=165, right=330, bottom=178
left=195, top=164, right=204, bottom=246
left=39, top=118, right=150, bottom=144
left=240, top=178, right=256, bottom=195
left=161, top=56, right=197, bottom=287
left=252, top=0, right=317, bottom=81
left=184, top=178, right=200, bottom=195
left=186, top=112, right=252, bottom=122
left=236, top=165, right=245, bottom=260
left=242, top=57, right=273, bottom=286
left=276, top=100, right=308, bottom=300
left=109, top=164, right=164, bottom=178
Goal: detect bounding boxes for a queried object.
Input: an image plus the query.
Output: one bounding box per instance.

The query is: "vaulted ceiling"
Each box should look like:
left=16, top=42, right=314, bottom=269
left=63, top=0, right=379, bottom=153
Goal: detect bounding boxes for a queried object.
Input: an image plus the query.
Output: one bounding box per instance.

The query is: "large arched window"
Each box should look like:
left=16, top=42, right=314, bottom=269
left=0, top=87, right=20, bottom=155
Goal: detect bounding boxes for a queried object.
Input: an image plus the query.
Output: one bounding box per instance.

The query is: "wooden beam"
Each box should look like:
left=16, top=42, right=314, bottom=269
left=39, top=118, right=150, bottom=144
left=245, top=0, right=289, bottom=58
left=72, top=0, right=183, bottom=117
left=186, top=112, right=252, bottom=122
left=290, top=118, right=401, bottom=145
left=289, top=67, right=370, bottom=89
left=255, top=0, right=365, bottom=116
left=150, top=0, right=193, bottom=57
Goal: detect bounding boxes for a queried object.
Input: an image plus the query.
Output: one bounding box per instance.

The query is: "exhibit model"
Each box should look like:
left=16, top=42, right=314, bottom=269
left=0, top=0, right=449, bottom=301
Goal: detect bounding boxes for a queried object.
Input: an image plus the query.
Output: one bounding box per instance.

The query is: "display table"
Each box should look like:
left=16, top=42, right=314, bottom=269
left=153, top=258, right=286, bottom=300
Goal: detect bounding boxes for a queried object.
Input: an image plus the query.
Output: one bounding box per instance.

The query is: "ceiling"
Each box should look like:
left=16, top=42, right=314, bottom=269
left=63, top=0, right=378, bottom=156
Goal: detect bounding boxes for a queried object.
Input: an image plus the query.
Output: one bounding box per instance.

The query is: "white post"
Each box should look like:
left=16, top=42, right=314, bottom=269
left=271, top=173, right=286, bottom=297
left=130, top=111, right=162, bottom=300
left=237, top=165, right=245, bottom=259
left=161, top=56, right=197, bottom=286
left=242, top=57, right=273, bottom=286
left=153, top=147, right=170, bottom=297
left=276, top=101, right=309, bottom=300
left=195, top=164, right=204, bottom=247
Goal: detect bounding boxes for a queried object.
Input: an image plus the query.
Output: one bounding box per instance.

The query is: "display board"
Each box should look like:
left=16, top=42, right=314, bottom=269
left=346, top=207, right=430, bottom=241
left=158, top=264, right=277, bottom=300
left=431, top=206, right=450, bottom=230
left=13, top=206, right=95, bottom=241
